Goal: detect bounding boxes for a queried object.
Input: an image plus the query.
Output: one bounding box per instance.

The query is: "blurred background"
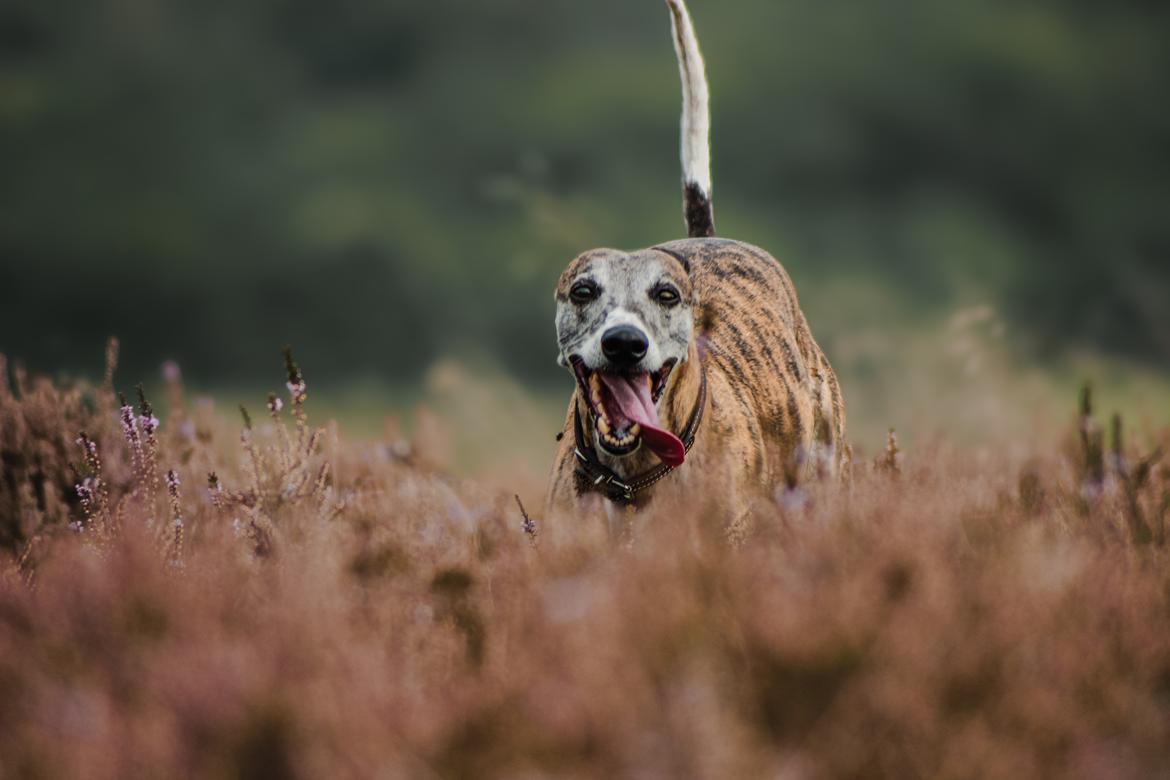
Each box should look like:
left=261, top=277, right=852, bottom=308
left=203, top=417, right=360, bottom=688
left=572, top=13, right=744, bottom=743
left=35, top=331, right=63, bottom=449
left=2, top=0, right=1168, bottom=471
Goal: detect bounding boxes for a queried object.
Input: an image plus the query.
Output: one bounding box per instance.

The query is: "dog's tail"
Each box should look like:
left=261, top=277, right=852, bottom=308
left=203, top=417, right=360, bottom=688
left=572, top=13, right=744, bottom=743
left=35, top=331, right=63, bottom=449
left=666, top=0, right=714, bottom=238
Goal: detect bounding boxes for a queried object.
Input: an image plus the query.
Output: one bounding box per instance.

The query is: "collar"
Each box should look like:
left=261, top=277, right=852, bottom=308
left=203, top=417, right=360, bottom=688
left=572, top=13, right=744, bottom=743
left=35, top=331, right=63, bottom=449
left=572, top=365, right=708, bottom=506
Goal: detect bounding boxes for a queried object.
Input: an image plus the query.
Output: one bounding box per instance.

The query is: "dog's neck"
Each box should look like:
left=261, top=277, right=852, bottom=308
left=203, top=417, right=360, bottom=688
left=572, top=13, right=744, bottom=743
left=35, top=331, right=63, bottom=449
left=576, top=340, right=705, bottom=478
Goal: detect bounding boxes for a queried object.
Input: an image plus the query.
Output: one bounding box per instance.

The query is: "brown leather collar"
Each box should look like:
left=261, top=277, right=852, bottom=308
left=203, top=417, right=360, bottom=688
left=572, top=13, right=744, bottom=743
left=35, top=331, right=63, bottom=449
left=572, top=365, right=707, bottom=506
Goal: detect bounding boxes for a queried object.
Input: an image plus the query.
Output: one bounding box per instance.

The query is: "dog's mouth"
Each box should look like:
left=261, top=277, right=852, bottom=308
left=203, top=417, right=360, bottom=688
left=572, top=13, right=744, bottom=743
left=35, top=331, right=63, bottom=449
left=570, top=357, right=685, bottom=466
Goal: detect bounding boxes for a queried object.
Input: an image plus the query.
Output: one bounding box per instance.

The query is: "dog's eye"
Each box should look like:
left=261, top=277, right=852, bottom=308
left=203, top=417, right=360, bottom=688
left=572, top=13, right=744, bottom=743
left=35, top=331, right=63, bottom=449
left=653, top=285, right=681, bottom=307
left=569, top=282, right=598, bottom=304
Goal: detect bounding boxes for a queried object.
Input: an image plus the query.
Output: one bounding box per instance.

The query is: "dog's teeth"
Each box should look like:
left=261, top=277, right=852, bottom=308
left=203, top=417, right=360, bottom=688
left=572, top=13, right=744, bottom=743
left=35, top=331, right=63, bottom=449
left=630, top=423, right=641, bottom=437
left=589, top=373, right=601, bottom=393
left=598, top=417, right=611, bottom=434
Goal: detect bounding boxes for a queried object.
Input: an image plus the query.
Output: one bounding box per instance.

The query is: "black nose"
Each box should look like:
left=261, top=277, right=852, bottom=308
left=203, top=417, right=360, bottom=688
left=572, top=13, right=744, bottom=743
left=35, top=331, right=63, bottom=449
left=601, top=325, right=648, bottom=366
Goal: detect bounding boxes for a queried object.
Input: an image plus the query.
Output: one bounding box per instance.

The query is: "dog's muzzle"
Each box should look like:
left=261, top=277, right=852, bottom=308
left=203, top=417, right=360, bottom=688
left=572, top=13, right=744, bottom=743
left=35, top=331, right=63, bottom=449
left=600, top=325, right=649, bottom=368
left=569, top=354, right=686, bottom=466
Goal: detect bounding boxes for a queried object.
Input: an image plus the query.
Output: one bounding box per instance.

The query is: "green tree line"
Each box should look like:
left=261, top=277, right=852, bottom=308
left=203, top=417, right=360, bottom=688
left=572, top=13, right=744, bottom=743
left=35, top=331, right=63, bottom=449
left=1, top=0, right=1167, bottom=385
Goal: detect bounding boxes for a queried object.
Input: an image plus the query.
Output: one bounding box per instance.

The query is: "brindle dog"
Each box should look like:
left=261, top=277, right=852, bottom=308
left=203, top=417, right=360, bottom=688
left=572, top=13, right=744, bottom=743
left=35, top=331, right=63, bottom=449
left=547, top=0, right=845, bottom=532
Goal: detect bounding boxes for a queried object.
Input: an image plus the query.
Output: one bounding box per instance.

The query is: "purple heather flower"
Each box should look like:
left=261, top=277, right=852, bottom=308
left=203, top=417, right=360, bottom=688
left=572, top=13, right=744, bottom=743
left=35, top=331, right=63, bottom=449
left=120, top=405, right=137, bottom=436
left=1107, top=452, right=1127, bottom=476
left=1080, top=480, right=1104, bottom=503
left=76, top=435, right=98, bottom=458
left=776, top=485, right=808, bottom=512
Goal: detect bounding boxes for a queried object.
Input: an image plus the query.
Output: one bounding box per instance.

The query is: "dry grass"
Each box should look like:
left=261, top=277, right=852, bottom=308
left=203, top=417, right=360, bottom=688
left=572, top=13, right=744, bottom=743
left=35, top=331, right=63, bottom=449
left=1, top=343, right=1169, bottom=779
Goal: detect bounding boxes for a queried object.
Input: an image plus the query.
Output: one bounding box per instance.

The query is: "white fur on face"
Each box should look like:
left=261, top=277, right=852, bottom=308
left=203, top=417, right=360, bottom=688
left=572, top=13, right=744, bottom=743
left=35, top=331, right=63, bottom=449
left=555, top=253, right=693, bottom=373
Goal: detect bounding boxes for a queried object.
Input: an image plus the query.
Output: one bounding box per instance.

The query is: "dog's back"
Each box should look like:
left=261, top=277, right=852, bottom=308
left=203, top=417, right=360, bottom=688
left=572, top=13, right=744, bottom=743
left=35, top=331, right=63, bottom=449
left=657, top=237, right=845, bottom=480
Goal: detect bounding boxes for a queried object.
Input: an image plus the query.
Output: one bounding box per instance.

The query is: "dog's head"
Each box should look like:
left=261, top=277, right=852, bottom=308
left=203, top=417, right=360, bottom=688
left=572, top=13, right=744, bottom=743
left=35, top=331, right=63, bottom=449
left=554, top=248, right=694, bottom=465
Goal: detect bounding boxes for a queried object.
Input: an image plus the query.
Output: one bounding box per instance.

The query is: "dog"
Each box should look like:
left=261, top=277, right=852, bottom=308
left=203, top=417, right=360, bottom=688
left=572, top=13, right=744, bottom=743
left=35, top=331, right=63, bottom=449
left=547, top=0, right=845, bottom=532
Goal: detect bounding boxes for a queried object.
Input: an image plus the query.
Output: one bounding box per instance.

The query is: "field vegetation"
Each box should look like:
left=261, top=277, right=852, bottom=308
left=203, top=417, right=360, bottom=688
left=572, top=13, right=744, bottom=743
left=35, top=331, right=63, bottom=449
left=4, top=0, right=1169, bottom=775
left=2, top=344, right=1168, bottom=778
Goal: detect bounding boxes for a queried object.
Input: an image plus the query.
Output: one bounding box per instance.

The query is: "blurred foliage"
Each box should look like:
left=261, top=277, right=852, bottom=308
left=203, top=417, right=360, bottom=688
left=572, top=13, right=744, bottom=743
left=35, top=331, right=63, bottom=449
left=1, top=0, right=1168, bottom=387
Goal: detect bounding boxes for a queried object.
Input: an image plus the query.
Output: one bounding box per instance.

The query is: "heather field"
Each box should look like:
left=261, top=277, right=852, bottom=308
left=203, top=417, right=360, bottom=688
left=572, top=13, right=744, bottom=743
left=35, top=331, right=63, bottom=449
left=1, top=344, right=1168, bottom=779
left=5, top=0, right=1170, bottom=776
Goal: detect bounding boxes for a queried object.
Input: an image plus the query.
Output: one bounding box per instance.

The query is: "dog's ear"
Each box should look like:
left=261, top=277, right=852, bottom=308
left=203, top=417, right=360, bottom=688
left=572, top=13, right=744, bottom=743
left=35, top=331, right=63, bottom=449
left=653, top=246, right=691, bottom=275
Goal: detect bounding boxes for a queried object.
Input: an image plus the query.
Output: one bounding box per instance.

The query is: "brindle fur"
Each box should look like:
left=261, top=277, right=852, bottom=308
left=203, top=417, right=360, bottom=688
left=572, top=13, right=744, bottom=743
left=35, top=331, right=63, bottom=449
left=548, top=239, right=845, bottom=525
left=545, top=1, right=845, bottom=533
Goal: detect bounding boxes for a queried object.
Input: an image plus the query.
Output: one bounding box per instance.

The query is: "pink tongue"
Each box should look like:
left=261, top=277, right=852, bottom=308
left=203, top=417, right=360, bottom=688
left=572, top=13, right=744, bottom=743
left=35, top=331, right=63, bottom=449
left=598, top=374, right=686, bottom=467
